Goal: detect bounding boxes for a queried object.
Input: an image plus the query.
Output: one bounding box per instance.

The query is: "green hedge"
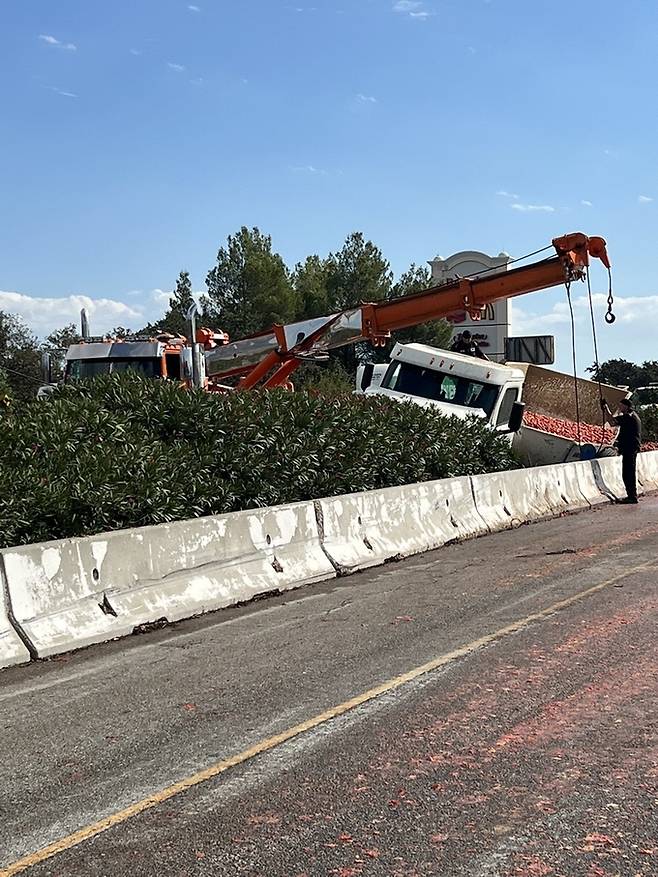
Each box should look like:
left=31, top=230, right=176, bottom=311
left=0, top=375, right=517, bottom=548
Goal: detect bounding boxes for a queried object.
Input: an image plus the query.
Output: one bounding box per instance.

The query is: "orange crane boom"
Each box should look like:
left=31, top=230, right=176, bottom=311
left=204, top=233, right=611, bottom=391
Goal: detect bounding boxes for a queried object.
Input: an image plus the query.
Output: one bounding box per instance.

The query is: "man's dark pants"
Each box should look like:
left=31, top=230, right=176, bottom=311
left=622, top=451, right=638, bottom=501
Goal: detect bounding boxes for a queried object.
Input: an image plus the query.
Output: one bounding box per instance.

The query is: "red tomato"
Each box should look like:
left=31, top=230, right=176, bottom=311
left=523, top=411, right=614, bottom=445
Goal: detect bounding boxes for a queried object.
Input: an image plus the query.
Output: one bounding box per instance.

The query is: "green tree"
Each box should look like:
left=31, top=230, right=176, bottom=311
left=325, top=232, right=392, bottom=311
left=293, top=255, right=333, bottom=319
left=167, top=271, right=195, bottom=335
left=389, top=263, right=453, bottom=351
left=0, top=311, right=41, bottom=401
left=45, top=324, right=80, bottom=350
left=108, top=326, right=132, bottom=339
left=312, top=233, right=393, bottom=376
left=202, top=227, right=298, bottom=339
left=587, top=359, right=643, bottom=389
left=144, top=272, right=196, bottom=337
left=638, top=361, right=658, bottom=386
left=0, top=366, right=12, bottom=402
left=43, top=324, right=80, bottom=382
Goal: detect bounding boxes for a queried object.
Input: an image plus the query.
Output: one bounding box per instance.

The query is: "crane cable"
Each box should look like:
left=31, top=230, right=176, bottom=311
left=586, top=267, right=609, bottom=452
left=564, top=280, right=583, bottom=450
left=574, top=263, right=617, bottom=456
left=459, top=244, right=554, bottom=282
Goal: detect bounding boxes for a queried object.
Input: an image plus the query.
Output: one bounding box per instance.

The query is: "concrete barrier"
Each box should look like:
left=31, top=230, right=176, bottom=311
left=638, top=451, right=658, bottom=491
left=1, top=501, right=334, bottom=659
left=471, top=464, right=588, bottom=532
left=4, top=453, right=654, bottom=665
left=590, top=455, right=640, bottom=501
left=0, top=561, right=31, bottom=668
left=554, top=462, right=591, bottom=511
left=572, top=460, right=609, bottom=507
left=317, top=476, right=488, bottom=574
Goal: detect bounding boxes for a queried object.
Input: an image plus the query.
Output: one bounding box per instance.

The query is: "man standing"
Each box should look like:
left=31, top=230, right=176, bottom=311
left=450, top=330, right=489, bottom=360
left=601, top=398, right=642, bottom=504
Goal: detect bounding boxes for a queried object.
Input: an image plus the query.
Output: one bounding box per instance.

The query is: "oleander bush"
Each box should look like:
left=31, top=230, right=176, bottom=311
left=0, top=374, right=517, bottom=548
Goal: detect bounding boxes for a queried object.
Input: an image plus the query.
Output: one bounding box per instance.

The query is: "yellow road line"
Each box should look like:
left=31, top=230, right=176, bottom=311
left=2, top=559, right=654, bottom=877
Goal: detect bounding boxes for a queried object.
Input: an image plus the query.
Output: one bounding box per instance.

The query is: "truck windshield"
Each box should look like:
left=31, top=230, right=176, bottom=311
left=382, top=361, right=499, bottom=415
left=66, top=358, right=162, bottom=380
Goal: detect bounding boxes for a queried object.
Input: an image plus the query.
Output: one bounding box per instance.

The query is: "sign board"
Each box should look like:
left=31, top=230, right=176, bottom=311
left=505, top=335, right=555, bottom=365
left=428, top=249, right=511, bottom=362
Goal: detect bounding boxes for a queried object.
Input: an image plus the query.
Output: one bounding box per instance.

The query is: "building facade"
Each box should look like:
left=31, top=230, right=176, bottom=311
left=428, top=249, right=511, bottom=362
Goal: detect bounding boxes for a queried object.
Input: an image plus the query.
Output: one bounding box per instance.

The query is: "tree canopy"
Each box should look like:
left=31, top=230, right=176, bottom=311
left=587, top=358, right=658, bottom=389
left=143, top=271, right=195, bottom=337
left=202, top=227, right=297, bottom=339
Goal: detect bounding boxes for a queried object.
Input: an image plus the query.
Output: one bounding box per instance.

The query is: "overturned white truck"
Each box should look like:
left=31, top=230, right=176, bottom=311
left=357, top=343, right=628, bottom=466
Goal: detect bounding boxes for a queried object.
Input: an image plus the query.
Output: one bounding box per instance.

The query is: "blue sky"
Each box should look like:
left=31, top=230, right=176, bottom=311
left=1, top=0, right=657, bottom=371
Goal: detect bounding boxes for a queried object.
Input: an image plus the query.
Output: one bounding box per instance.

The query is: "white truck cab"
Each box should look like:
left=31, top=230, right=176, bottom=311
left=357, top=343, right=525, bottom=433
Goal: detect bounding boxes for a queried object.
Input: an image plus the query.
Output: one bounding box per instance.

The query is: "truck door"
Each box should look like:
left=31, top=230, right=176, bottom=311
left=165, top=352, right=182, bottom=381
left=494, top=386, right=521, bottom=431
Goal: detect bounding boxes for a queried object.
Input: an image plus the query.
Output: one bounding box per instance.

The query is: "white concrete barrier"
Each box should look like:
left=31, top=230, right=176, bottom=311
left=553, top=462, right=591, bottom=511
left=0, top=564, right=31, bottom=669
left=318, top=476, right=488, bottom=574
left=471, top=464, right=588, bottom=532
left=638, top=451, right=658, bottom=491
left=5, top=451, right=653, bottom=665
left=1, top=501, right=334, bottom=659
left=590, top=455, right=640, bottom=501
left=572, top=460, right=609, bottom=507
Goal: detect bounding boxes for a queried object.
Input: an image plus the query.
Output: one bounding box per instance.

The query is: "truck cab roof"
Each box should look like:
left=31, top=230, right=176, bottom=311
left=65, top=341, right=165, bottom=361
left=391, top=342, right=525, bottom=386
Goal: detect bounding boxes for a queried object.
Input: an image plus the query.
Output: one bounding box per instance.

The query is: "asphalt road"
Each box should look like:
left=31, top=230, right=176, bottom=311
left=2, top=498, right=658, bottom=877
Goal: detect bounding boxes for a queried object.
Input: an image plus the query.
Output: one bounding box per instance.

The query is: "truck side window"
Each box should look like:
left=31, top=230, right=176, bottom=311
left=165, top=354, right=182, bottom=380
left=496, top=388, right=519, bottom=427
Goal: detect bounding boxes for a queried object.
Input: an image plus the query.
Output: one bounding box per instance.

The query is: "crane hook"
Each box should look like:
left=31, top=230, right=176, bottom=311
left=605, top=267, right=616, bottom=324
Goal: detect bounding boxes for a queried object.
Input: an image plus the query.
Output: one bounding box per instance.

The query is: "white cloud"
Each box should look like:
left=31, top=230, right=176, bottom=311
left=356, top=93, right=378, bottom=103
left=0, top=287, right=214, bottom=337
left=150, top=289, right=171, bottom=306
left=188, top=4, right=201, bottom=10
left=393, top=0, right=433, bottom=16
left=130, top=49, right=142, bottom=56
left=638, top=195, right=653, bottom=204
left=39, top=34, right=77, bottom=51
left=510, top=291, right=658, bottom=373
left=510, top=203, right=555, bottom=213
left=393, top=1, right=421, bottom=10
left=167, top=62, right=186, bottom=72
left=512, top=291, right=658, bottom=334
left=0, top=287, right=212, bottom=337
left=0, top=291, right=143, bottom=338
left=291, top=165, right=329, bottom=175
left=48, top=87, right=78, bottom=98
left=497, top=190, right=519, bottom=200
left=581, top=200, right=593, bottom=207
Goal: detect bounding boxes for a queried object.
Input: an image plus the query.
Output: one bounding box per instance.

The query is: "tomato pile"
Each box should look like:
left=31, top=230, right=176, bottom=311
left=523, top=410, right=615, bottom=446
left=523, top=410, right=658, bottom=452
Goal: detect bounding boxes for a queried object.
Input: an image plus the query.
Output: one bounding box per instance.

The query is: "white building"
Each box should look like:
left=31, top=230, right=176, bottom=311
left=428, top=249, right=511, bottom=363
